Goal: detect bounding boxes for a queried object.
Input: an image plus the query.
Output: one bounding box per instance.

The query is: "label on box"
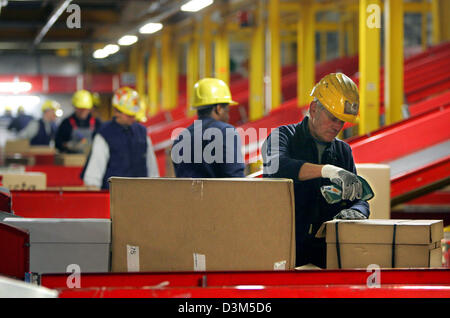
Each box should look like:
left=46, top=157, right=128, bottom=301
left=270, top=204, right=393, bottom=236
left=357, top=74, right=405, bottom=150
left=273, top=260, right=286, bottom=270
left=126, top=245, right=140, bottom=272
left=193, top=253, right=206, bottom=271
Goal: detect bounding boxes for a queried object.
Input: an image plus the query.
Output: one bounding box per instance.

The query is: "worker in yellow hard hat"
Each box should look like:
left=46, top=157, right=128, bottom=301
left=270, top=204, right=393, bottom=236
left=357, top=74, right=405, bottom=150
left=171, top=77, right=245, bottom=178
left=55, top=89, right=102, bottom=154
left=0, top=106, right=14, bottom=128
left=18, top=100, right=59, bottom=146
left=8, top=105, right=34, bottom=133
left=82, top=87, right=159, bottom=190
left=261, top=73, right=371, bottom=269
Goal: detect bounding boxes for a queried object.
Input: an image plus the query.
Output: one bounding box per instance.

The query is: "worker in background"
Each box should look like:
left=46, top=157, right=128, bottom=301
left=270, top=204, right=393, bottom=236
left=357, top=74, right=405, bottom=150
left=18, top=100, right=59, bottom=146
left=262, top=73, right=370, bottom=268
left=55, top=89, right=102, bottom=154
left=8, top=105, right=34, bottom=133
left=82, top=87, right=159, bottom=190
left=0, top=106, right=14, bottom=128
left=171, top=78, right=245, bottom=178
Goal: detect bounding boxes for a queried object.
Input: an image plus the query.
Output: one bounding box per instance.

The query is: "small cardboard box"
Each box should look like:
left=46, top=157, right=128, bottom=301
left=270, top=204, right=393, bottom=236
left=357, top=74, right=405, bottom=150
left=4, top=139, right=30, bottom=155
left=110, top=178, right=296, bottom=272
left=54, top=154, right=86, bottom=167
left=1, top=218, right=111, bottom=274
left=26, top=146, right=56, bottom=155
left=0, top=172, right=46, bottom=190
left=316, top=219, right=443, bottom=269
left=355, top=164, right=390, bottom=219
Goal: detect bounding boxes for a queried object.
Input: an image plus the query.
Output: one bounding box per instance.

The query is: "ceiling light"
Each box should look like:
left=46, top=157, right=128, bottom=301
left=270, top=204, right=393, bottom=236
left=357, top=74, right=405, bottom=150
left=0, top=82, right=32, bottom=94
left=118, top=35, right=138, bottom=46
left=181, top=0, right=213, bottom=12
left=93, top=49, right=109, bottom=59
left=103, top=44, right=120, bottom=55
left=139, top=22, right=163, bottom=34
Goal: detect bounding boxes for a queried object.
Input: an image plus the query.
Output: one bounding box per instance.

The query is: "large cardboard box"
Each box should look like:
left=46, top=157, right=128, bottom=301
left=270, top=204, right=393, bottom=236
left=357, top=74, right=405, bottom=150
left=26, top=146, right=56, bottom=155
left=4, top=139, right=30, bottom=155
left=110, top=178, right=296, bottom=272
left=54, top=154, right=86, bottom=167
left=355, top=164, right=390, bottom=219
left=0, top=172, right=46, bottom=190
left=1, top=218, right=111, bottom=274
left=316, top=219, right=443, bottom=269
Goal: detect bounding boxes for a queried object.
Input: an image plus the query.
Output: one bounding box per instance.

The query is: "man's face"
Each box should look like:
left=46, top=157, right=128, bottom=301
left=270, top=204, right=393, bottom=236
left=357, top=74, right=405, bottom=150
left=308, top=101, right=344, bottom=143
left=74, top=108, right=91, bottom=120
left=115, top=109, right=136, bottom=126
left=216, top=104, right=230, bottom=123
left=43, top=110, right=56, bottom=122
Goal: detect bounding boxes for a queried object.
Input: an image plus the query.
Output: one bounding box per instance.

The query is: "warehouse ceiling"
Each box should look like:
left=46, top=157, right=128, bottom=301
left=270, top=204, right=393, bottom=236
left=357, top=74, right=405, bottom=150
left=0, top=0, right=190, bottom=53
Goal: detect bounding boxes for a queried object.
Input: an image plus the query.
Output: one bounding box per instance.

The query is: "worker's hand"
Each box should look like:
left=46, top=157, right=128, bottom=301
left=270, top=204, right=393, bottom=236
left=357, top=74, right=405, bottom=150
left=333, top=209, right=367, bottom=220
left=321, top=165, right=363, bottom=201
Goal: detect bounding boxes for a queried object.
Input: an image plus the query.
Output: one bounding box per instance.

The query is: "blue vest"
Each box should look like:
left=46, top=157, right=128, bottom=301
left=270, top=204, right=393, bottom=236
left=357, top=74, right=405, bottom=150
left=99, top=119, right=148, bottom=189
left=30, top=119, right=56, bottom=146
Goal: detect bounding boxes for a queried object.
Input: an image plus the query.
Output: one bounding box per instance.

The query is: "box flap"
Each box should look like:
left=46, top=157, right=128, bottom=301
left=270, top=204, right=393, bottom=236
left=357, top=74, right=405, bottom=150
left=1, top=218, right=111, bottom=243
left=316, top=219, right=443, bottom=244
left=110, top=177, right=296, bottom=271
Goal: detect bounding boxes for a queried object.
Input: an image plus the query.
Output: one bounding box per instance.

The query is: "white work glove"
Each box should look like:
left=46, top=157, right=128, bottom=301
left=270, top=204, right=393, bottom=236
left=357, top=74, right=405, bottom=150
left=321, top=164, right=363, bottom=201
left=334, top=209, right=367, bottom=220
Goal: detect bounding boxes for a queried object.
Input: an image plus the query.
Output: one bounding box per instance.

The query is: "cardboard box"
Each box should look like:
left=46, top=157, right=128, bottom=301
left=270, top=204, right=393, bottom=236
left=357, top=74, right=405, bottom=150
left=26, top=146, right=56, bottom=155
left=4, top=139, right=30, bottom=155
left=110, top=178, right=296, bottom=272
left=54, top=154, right=86, bottom=167
left=0, top=172, right=46, bottom=190
left=1, top=218, right=111, bottom=274
left=356, top=164, right=390, bottom=219
left=316, top=219, right=443, bottom=269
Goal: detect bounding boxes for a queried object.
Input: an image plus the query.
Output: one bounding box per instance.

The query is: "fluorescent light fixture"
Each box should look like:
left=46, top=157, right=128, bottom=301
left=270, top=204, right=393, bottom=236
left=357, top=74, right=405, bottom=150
left=103, top=44, right=120, bottom=55
left=55, top=109, right=63, bottom=117
left=0, top=82, right=32, bottom=94
left=118, top=35, right=138, bottom=46
left=181, top=0, right=213, bottom=12
left=139, top=22, right=163, bottom=34
left=0, top=95, right=41, bottom=107
left=93, top=49, right=109, bottom=59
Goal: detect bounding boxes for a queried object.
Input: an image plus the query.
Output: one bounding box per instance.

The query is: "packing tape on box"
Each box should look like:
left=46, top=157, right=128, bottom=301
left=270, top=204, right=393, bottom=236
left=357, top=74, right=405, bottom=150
left=127, top=245, right=140, bottom=272
left=274, top=260, right=286, bottom=270
left=193, top=253, right=206, bottom=271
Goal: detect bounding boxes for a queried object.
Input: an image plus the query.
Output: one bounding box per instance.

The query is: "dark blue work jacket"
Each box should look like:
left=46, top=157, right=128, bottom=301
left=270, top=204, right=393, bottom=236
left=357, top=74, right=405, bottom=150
left=98, top=119, right=148, bottom=189
left=30, top=119, right=56, bottom=146
left=262, top=117, right=370, bottom=265
left=171, top=117, right=245, bottom=178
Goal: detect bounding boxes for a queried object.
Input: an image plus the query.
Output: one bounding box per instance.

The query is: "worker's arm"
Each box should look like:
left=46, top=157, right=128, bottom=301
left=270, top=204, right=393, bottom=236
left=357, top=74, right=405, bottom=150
left=146, top=136, right=160, bottom=177
left=17, top=120, right=39, bottom=140
left=83, top=134, right=109, bottom=189
left=55, top=119, right=72, bottom=153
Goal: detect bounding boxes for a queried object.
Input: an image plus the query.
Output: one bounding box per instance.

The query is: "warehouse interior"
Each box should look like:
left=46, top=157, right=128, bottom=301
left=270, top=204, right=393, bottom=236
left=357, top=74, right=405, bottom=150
left=0, top=0, right=449, bottom=299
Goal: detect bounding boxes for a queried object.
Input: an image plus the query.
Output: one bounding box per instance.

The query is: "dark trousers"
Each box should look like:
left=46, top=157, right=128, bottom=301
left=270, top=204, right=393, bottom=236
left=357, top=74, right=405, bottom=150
left=296, top=231, right=326, bottom=269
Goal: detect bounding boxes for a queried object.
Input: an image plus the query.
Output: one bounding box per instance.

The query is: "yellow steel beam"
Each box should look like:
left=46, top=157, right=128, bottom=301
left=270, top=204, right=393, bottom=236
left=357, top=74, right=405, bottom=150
left=431, top=0, right=441, bottom=45
left=147, top=42, right=159, bottom=116
left=187, top=20, right=200, bottom=117
left=269, top=0, right=281, bottom=110
left=162, top=25, right=176, bottom=110
left=442, top=0, right=450, bottom=42
left=422, top=0, right=428, bottom=50
left=359, top=0, right=381, bottom=135
left=214, top=19, right=230, bottom=85
left=297, top=0, right=315, bottom=107
left=201, top=13, right=213, bottom=78
left=338, top=13, right=346, bottom=57
left=320, top=31, right=327, bottom=62
left=249, top=1, right=265, bottom=121
left=384, top=0, right=404, bottom=126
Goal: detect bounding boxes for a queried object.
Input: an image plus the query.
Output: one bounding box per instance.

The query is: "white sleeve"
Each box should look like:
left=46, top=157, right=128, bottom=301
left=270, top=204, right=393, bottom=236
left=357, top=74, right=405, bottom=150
left=17, top=120, right=39, bottom=140
left=83, top=134, right=110, bottom=188
left=146, top=136, right=160, bottom=177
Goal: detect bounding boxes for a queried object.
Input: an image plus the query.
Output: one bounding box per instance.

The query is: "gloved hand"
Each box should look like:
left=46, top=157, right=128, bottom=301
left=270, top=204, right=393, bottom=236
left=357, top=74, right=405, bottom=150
left=321, top=165, right=363, bottom=201
left=333, top=209, right=367, bottom=220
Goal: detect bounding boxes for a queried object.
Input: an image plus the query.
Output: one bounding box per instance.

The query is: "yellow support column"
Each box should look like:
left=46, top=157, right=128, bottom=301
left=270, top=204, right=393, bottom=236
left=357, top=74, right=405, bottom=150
left=147, top=43, right=159, bottom=116
left=297, top=0, right=315, bottom=107
left=384, top=0, right=404, bottom=126
left=214, top=21, right=229, bottom=85
left=249, top=2, right=265, bottom=121
left=162, top=25, right=173, bottom=110
left=359, top=0, right=381, bottom=135
left=431, top=0, right=441, bottom=45
left=421, top=0, right=428, bottom=50
left=320, top=32, right=327, bottom=62
left=201, top=13, right=213, bottom=78
left=187, top=20, right=200, bottom=117
left=268, top=0, right=281, bottom=109
left=339, top=12, right=346, bottom=57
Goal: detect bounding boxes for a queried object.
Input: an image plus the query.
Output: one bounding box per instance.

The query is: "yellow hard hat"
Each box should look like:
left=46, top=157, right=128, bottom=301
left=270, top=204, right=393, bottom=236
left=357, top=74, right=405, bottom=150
left=192, top=78, right=238, bottom=109
left=72, top=89, right=93, bottom=109
left=42, top=100, right=60, bottom=112
left=92, top=92, right=101, bottom=107
left=112, top=87, right=140, bottom=117
left=310, top=73, right=359, bottom=123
